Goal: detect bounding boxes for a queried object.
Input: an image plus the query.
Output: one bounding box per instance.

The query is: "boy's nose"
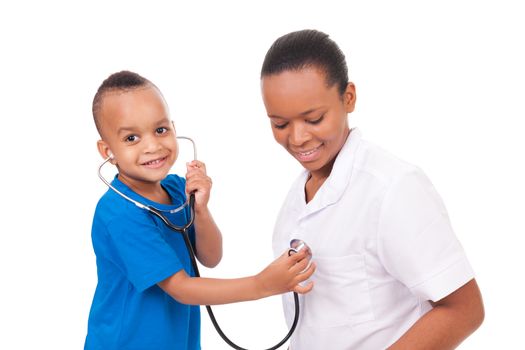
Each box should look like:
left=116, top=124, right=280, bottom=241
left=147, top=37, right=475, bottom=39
left=143, top=135, right=163, bottom=153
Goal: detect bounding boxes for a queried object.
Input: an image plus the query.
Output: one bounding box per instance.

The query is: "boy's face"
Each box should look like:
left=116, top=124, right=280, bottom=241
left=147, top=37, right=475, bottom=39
left=261, top=67, right=356, bottom=178
left=97, top=85, right=178, bottom=188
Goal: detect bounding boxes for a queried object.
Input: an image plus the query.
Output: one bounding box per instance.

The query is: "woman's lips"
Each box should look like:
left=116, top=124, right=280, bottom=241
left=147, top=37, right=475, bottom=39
left=293, top=144, right=323, bottom=162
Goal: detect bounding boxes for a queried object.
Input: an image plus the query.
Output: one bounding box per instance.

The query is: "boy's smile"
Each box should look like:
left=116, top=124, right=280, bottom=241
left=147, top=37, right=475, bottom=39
left=97, top=85, right=178, bottom=197
left=261, top=67, right=356, bottom=180
left=142, top=156, right=169, bottom=169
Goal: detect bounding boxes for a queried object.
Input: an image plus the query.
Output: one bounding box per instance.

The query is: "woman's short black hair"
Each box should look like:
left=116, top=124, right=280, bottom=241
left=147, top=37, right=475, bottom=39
left=92, top=70, right=151, bottom=135
left=261, top=29, right=349, bottom=96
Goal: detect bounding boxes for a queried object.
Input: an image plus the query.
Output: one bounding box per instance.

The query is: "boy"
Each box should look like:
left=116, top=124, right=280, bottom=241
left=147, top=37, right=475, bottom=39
left=85, top=70, right=314, bottom=349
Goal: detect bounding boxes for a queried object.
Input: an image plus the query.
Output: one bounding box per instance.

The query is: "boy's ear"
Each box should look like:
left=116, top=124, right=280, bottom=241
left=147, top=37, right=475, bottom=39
left=97, top=140, right=115, bottom=163
left=343, top=82, right=357, bottom=113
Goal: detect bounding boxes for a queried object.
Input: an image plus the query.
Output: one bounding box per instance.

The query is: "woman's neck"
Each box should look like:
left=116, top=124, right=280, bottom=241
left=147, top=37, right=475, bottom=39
left=304, top=156, right=335, bottom=203
left=304, top=128, right=351, bottom=203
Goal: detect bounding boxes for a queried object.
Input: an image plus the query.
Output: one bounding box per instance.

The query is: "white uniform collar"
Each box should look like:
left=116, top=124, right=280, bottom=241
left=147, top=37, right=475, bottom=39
left=293, top=128, right=362, bottom=219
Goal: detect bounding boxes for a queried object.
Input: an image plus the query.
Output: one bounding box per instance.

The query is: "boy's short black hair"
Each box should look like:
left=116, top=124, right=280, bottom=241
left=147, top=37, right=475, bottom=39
left=261, top=29, right=349, bottom=96
left=92, top=70, right=151, bottom=136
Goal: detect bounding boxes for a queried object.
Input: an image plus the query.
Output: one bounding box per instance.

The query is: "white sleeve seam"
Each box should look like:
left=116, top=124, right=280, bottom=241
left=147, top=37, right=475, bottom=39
left=407, top=257, right=467, bottom=290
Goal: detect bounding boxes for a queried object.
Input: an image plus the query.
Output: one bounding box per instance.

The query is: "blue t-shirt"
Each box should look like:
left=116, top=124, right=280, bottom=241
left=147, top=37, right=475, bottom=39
left=85, top=174, right=200, bottom=350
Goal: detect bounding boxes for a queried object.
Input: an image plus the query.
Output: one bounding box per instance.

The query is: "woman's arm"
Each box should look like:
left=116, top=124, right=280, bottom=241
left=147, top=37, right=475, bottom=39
left=388, top=279, right=484, bottom=350
left=158, top=249, right=315, bottom=305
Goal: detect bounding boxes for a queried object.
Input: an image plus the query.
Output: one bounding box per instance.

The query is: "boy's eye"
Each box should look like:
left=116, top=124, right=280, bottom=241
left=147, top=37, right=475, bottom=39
left=156, top=127, right=168, bottom=135
left=125, top=135, right=138, bottom=142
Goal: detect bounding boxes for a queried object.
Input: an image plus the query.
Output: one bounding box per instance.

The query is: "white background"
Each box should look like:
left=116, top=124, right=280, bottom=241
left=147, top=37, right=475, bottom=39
left=1, top=1, right=524, bottom=349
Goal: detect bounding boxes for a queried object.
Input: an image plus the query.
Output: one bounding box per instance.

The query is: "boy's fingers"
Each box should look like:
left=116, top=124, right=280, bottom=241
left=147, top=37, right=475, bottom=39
left=292, top=261, right=315, bottom=280
left=287, top=248, right=308, bottom=262
left=186, top=174, right=211, bottom=187
left=292, top=281, right=314, bottom=294
left=300, top=262, right=316, bottom=279
left=187, top=160, right=206, bottom=172
left=290, top=257, right=309, bottom=273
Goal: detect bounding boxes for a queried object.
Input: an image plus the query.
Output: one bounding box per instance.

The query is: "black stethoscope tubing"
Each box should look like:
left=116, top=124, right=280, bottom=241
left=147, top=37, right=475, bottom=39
left=147, top=193, right=300, bottom=350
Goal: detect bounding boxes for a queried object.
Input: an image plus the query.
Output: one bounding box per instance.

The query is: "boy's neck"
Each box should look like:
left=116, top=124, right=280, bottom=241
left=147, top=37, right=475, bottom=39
left=118, top=175, right=172, bottom=205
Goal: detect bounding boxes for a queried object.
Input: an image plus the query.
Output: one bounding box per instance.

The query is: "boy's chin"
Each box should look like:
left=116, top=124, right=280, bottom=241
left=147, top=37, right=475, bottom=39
left=136, top=170, right=171, bottom=184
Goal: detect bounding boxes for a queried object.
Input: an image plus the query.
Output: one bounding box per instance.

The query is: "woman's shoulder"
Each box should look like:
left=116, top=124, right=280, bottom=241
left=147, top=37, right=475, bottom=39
left=354, top=138, right=421, bottom=186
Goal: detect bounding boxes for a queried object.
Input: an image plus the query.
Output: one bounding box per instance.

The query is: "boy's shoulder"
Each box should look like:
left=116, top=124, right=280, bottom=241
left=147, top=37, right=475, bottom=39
left=162, top=173, right=185, bottom=187
left=93, top=174, right=187, bottom=226
left=161, top=174, right=186, bottom=198
left=93, top=186, right=136, bottom=226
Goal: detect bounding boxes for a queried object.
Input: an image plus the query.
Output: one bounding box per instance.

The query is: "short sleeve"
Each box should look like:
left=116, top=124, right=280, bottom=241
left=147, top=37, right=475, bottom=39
left=377, top=168, right=474, bottom=301
left=107, top=210, right=184, bottom=292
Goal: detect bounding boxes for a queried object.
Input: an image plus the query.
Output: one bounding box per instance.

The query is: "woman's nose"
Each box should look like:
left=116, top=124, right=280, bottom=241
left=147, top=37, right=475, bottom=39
left=289, top=123, right=311, bottom=146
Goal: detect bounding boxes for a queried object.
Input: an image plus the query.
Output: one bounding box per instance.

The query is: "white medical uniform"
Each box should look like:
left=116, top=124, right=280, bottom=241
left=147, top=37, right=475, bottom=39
left=272, top=129, right=474, bottom=349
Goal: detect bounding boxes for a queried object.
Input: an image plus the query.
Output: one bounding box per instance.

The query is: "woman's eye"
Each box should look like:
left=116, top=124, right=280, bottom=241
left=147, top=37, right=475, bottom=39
left=273, top=122, right=288, bottom=130
left=156, top=127, right=168, bottom=135
left=307, top=115, right=324, bottom=125
left=125, top=135, right=138, bottom=142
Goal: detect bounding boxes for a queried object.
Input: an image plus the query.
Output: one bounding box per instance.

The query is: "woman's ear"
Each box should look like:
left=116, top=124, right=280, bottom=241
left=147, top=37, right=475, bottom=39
left=343, top=82, right=357, bottom=113
left=97, top=140, right=115, bottom=164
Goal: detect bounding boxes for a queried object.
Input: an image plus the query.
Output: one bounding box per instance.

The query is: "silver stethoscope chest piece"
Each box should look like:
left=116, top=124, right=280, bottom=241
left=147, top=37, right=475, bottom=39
left=288, top=239, right=312, bottom=273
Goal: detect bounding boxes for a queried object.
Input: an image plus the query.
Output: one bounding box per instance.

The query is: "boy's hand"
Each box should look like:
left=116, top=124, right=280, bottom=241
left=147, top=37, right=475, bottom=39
left=185, top=160, right=212, bottom=213
left=255, top=249, right=316, bottom=298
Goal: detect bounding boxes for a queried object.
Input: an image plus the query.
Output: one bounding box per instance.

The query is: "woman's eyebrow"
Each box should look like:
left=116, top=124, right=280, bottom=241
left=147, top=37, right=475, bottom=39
left=299, top=107, right=321, bottom=116
left=269, top=107, right=323, bottom=119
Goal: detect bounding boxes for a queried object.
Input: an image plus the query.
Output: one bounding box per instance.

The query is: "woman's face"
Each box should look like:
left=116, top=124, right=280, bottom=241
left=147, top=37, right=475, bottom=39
left=261, top=67, right=356, bottom=178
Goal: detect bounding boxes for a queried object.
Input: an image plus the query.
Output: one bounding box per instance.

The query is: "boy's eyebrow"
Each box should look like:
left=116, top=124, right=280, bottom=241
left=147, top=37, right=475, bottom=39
left=117, top=126, right=138, bottom=135
left=117, top=118, right=170, bottom=134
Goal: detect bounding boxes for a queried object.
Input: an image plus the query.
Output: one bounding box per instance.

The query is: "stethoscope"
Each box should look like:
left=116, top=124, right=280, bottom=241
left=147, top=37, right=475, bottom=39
left=97, top=136, right=310, bottom=350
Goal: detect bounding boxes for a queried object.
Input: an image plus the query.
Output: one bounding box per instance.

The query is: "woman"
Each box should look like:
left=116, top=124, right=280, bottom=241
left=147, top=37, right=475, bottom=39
left=260, top=29, right=484, bottom=349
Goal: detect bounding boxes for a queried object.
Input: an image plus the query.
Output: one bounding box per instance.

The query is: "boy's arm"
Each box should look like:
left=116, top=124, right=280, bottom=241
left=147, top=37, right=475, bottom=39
left=158, top=249, right=315, bottom=305
left=388, top=279, right=484, bottom=350
left=193, top=205, right=222, bottom=268
left=185, top=160, right=222, bottom=268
